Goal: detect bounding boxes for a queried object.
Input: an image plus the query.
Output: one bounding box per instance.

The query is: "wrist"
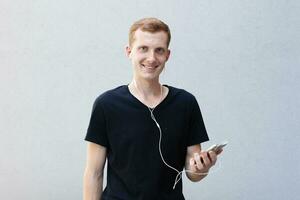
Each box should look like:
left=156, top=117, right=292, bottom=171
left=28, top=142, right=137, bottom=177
left=187, top=169, right=209, bottom=182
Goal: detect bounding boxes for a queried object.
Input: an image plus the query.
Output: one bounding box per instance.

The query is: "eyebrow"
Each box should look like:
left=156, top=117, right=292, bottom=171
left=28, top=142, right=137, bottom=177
left=137, top=45, right=147, bottom=48
left=137, top=45, right=166, bottom=50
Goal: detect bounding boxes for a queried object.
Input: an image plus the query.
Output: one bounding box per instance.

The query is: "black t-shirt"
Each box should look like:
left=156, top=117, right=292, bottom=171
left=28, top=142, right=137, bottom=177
left=85, top=85, right=209, bottom=200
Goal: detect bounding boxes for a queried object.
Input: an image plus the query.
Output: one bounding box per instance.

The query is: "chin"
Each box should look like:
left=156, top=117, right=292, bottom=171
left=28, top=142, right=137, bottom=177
left=140, top=73, right=161, bottom=81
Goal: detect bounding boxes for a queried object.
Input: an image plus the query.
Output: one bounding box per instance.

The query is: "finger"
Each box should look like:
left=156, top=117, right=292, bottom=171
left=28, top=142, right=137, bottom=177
left=194, top=153, right=204, bottom=170
left=189, top=158, right=197, bottom=171
left=200, top=152, right=211, bottom=167
left=208, top=151, right=217, bottom=165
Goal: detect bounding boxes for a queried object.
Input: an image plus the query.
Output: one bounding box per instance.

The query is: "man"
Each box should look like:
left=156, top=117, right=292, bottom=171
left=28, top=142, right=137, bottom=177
left=83, top=17, right=222, bottom=200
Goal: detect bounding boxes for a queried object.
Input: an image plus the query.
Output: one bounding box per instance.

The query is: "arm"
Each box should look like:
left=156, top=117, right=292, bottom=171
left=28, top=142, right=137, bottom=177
left=185, top=144, right=218, bottom=182
left=83, top=142, right=107, bottom=200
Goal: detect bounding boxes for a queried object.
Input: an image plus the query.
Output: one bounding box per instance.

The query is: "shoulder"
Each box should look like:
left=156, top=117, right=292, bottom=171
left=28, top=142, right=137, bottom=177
left=167, top=85, right=197, bottom=102
left=166, top=85, right=202, bottom=113
left=93, top=85, right=127, bottom=108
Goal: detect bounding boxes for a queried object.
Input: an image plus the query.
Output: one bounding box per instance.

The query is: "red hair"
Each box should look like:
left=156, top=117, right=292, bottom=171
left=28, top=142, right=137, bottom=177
left=129, top=17, right=171, bottom=47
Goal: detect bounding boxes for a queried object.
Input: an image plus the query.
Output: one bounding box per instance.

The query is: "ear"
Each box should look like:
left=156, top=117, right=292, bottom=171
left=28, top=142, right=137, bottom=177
left=125, top=45, right=132, bottom=58
left=165, top=49, right=171, bottom=61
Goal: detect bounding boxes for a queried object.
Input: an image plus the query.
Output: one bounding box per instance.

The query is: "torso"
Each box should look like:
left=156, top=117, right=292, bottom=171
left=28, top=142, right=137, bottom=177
left=86, top=85, right=208, bottom=200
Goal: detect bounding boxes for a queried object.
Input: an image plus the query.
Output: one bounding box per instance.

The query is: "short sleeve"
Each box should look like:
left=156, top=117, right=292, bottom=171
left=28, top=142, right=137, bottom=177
left=84, top=98, right=109, bottom=147
left=187, top=96, right=209, bottom=146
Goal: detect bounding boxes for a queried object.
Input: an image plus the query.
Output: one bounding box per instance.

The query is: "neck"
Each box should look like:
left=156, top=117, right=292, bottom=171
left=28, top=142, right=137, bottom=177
left=131, top=78, right=162, bottom=97
left=129, top=77, right=163, bottom=109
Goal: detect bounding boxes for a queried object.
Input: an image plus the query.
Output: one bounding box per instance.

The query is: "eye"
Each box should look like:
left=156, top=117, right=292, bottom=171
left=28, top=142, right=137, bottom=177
left=139, top=46, right=148, bottom=52
left=156, top=48, right=165, bottom=54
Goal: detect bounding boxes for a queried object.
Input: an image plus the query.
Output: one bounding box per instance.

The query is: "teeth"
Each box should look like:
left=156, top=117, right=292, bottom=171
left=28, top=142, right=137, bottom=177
left=142, top=65, right=156, bottom=68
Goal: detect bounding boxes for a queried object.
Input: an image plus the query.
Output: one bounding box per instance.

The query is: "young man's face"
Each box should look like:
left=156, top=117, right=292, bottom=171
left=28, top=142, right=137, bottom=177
left=126, top=29, right=170, bottom=82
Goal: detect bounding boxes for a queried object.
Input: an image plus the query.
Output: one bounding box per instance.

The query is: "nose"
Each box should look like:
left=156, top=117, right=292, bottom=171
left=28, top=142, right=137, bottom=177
left=147, top=51, right=156, bottom=63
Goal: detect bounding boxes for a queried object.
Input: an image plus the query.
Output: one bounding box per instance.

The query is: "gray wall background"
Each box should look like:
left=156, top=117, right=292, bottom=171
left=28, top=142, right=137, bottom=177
left=1, top=0, right=299, bottom=199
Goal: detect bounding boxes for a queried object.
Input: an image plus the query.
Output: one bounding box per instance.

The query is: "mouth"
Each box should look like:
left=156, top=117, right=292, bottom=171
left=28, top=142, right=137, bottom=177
left=141, top=64, right=159, bottom=69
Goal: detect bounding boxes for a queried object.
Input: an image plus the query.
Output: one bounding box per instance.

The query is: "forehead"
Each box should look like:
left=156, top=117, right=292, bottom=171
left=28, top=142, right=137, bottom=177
left=132, top=29, right=168, bottom=48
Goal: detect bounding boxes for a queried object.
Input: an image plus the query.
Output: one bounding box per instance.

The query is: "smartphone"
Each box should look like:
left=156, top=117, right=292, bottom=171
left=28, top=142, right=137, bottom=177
left=206, top=141, right=228, bottom=153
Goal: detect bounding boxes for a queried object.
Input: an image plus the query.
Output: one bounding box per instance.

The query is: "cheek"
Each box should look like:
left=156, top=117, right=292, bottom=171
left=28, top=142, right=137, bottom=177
left=134, top=54, right=146, bottom=63
left=158, top=56, right=168, bottom=63
left=132, top=57, right=142, bottom=67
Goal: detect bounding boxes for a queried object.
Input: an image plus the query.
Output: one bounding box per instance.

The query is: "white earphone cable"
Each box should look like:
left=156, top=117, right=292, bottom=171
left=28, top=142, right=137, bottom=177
left=131, top=80, right=215, bottom=189
left=149, top=108, right=210, bottom=189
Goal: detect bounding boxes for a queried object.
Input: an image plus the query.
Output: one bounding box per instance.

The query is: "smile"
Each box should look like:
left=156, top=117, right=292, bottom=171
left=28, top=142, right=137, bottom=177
left=141, top=64, right=159, bottom=69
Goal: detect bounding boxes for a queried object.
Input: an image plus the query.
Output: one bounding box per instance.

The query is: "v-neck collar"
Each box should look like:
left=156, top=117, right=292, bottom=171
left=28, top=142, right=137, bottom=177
left=125, top=84, right=172, bottom=110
